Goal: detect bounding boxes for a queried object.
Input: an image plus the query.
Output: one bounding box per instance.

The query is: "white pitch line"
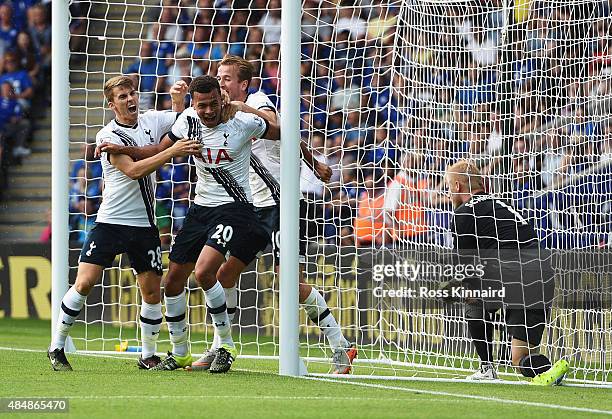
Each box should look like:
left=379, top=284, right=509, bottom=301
left=50, top=395, right=467, bottom=403
left=300, top=376, right=612, bottom=416
left=4, top=345, right=612, bottom=414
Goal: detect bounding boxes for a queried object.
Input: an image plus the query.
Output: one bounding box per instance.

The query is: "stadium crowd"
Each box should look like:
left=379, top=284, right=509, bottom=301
left=0, top=0, right=51, bottom=198
left=70, top=0, right=612, bottom=249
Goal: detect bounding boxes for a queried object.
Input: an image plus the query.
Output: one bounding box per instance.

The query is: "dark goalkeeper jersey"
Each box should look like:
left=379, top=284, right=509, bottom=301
left=451, top=192, right=539, bottom=251
left=450, top=192, right=554, bottom=308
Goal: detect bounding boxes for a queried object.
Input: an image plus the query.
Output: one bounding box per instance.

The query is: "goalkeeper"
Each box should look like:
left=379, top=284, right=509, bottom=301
left=444, top=160, right=569, bottom=385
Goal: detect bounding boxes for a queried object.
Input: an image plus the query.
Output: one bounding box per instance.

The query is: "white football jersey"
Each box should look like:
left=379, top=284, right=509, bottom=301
left=95, top=110, right=178, bottom=227
left=246, top=91, right=281, bottom=208
left=169, top=107, right=268, bottom=207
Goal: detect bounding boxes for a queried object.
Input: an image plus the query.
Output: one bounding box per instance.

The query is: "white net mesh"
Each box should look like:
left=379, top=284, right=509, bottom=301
left=67, top=0, right=611, bottom=385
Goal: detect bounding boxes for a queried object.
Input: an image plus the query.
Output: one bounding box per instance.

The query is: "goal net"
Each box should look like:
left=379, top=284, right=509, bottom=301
left=65, top=0, right=611, bottom=385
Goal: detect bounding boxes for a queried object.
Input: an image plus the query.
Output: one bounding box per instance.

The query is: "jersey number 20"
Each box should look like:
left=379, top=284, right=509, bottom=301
left=211, top=224, right=234, bottom=246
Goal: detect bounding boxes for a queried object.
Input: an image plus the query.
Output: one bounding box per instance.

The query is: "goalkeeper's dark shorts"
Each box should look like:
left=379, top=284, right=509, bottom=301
left=505, top=308, right=549, bottom=346
left=255, top=200, right=307, bottom=264
left=465, top=303, right=549, bottom=346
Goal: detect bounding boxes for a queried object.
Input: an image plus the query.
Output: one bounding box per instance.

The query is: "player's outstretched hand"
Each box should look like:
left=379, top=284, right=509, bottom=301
left=170, top=80, right=188, bottom=102
left=95, top=142, right=123, bottom=158
left=171, top=139, right=201, bottom=157
left=314, top=160, right=333, bottom=183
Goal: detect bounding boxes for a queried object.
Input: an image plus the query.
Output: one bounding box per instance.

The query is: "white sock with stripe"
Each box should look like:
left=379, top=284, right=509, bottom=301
left=205, top=281, right=234, bottom=348
left=211, top=286, right=237, bottom=350
left=140, top=302, right=162, bottom=359
left=303, top=287, right=349, bottom=350
left=51, top=286, right=87, bottom=350
left=165, top=291, right=188, bottom=357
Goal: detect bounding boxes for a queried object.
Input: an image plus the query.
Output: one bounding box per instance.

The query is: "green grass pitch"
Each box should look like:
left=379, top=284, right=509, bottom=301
left=0, top=318, right=610, bottom=418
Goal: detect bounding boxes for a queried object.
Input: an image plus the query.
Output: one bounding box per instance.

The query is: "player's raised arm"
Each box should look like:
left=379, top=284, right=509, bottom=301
left=170, top=80, right=188, bottom=112
left=95, top=80, right=189, bottom=159
left=109, top=139, right=200, bottom=180
left=230, top=101, right=280, bottom=140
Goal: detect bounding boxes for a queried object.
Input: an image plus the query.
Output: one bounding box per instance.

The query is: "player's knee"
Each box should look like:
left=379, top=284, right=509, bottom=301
left=194, top=266, right=216, bottom=288
left=216, top=265, right=237, bottom=288
left=163, top=272, right=185, bottom=296
left=140, top=288, right=161, bottom=304
left=74, top=276, right=95, bottom=296
left=298, top=283, right=312, bottom=303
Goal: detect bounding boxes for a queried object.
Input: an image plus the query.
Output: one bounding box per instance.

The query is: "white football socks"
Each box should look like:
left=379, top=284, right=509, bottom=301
left=139, top=302, right=162, bottom=359
left=303, top=287, right=349, bottom=350
left=51, top=286, right=87, bottom=350
left=205, top=281, right=234, bottom=348
left=164, top=291, right=188, bottom=357
left=211, top=286, right=237, bottom=350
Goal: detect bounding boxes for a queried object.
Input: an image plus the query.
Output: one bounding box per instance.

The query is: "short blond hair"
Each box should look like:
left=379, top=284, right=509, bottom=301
left=219, top=55, right=254, bottom=86
left=103, top=75, right=135, bottom=102
left=446, top=160, right=484, bottom=191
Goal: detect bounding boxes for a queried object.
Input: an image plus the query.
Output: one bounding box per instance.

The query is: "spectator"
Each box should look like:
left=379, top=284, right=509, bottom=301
left=149, top=23, right=176, bottom=59
left=587, top=68, right=612, bottom=121
left=360, top=124, right=398, bottom=168
left=260, top=44, right=280, bottom=98
left=354, top=173, right=387, bottom=247
left=165, top=50, right=202, bottom=96
left=0, top=81, right=30, bottom=158
left=330, top=71, right=361, bottom=113
left=366, top=3, right=397, bottom=45
left=179, top=25, right=210, bottom=60
left=0, top=4, right=17, bottom=51
left=147, top=4, right=184, bottom=43
left=14, top=31, right=39, bottom=84
left=383, top=153, right=429, bottom=243
left=27, top=4, right=50, bottom=66
left=336, top=3, right=366, bottom=41
left=455, top=18, right=499, bottom=66
left=125, top=42, right=167, bottom=110
left=209, top=27, right=228, bottom=61
left=0, top=51, right=33, bottom=112
left=257, top=0, right=281, bottom=44
left=68, top=166, right=101, bottom=245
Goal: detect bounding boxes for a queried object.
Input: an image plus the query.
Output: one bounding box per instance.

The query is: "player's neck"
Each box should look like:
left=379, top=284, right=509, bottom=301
left=464, top=190, right=485, bottom=203
left=238, top=91, right=248, bottom=102
left=114, top=116, right=138, bottom=128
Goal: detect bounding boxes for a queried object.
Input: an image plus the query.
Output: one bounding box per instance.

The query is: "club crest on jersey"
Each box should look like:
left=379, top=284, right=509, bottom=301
left=144, top=129, right=154, bottom=143
left=223, top=132, right=229, bottom=146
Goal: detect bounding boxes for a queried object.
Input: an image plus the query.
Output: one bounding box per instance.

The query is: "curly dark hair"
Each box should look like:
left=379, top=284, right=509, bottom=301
left=189, top=75, right=221, bottom=96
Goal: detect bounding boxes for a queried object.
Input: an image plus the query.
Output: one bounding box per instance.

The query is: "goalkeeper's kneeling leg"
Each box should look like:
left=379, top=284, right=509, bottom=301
left=518, top=353, right=551, bottom=378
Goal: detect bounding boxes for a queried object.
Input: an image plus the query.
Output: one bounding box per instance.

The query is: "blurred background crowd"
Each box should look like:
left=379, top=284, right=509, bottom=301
left=67, top=0, right=612, bottom=250
left=0, top=0, right=51, bottom=197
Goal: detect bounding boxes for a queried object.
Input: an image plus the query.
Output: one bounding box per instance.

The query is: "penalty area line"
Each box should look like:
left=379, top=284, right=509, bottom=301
left=300, top=376, right=612, bottom=416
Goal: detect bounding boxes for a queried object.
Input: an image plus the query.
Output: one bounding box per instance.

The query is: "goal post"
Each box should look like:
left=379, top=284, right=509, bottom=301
left=50, top=0, right=71, bottom=348
left=279, top=0, right=303, bottom=377
left=57, top=0, right=612, bottom=386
